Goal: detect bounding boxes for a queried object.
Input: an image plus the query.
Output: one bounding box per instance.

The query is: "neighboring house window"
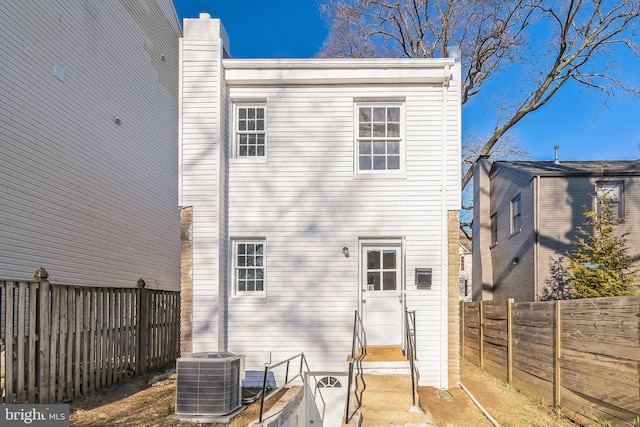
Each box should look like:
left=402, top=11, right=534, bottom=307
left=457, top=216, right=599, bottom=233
left=233, top=241, right=265, bottom=295
left=235, top=104, right=266, bottom=157
left=596, top=181, right=623, bottom=220
left=356, top=104, right=402, bottom=172
left=460, top=256, right=465, bottom=271
left=490, top=213, right=498, bottom=245
left=511, top=195, right=521, bottom=234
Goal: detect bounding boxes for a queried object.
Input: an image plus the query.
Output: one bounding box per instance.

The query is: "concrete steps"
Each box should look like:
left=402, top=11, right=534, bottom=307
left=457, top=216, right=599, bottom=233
left=357, top=374, right=433, bottom=426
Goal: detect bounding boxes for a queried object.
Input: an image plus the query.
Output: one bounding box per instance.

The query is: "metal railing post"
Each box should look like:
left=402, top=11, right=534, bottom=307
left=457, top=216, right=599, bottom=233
left=259, top=365, right=269, bottom=422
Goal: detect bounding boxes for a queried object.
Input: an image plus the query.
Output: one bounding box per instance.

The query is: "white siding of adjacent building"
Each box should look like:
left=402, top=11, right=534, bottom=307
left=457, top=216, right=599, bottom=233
left=180, top=16, right=461, bottom=388
left=0, top=1, right=181, bottom=290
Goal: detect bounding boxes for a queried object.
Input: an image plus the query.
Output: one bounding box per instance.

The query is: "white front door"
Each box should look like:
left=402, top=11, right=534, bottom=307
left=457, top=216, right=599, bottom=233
left=361, top=244, right=403, bottom=346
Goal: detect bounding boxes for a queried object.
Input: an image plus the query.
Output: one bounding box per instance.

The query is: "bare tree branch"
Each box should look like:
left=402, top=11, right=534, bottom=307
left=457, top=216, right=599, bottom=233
left=319, top=0, right=640, bottom=191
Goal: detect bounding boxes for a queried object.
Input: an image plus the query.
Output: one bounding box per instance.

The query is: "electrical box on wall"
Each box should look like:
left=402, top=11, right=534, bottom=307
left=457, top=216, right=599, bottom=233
left=416, top=268, right=432, bottom=289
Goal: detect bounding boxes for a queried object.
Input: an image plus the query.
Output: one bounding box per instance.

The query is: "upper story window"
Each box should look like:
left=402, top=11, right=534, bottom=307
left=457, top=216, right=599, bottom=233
left=511, top=194, right=522, bottom=234
left=235, top=104, right=266, bottom=157
left=233, top=240, right=265, bottom=296
left=356, top=104, right=402, bottom=172
left=596, top=181, right=623, bottom=220
left=490, top=213, right=498, bottom=245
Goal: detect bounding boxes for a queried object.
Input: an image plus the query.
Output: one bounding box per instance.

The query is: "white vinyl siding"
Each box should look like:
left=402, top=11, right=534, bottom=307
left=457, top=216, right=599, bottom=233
left=1, top=1, right=181, bottom=289
left=224, top=84, right=456, bottom=386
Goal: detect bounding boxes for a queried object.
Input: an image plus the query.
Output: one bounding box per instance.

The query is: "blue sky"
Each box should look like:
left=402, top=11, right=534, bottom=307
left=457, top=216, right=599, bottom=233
left=172, top=1, right=640, bottom=162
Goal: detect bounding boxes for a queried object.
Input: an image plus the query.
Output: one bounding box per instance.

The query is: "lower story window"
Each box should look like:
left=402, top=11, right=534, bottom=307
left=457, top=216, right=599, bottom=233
left=234, top=241, right=265, bottom=295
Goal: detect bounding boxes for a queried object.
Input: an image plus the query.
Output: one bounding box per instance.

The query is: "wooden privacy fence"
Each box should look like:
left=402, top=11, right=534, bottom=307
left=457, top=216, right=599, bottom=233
left=461, top=297, right=640, bottom=426
left=0, top=268, right=180, bottom=404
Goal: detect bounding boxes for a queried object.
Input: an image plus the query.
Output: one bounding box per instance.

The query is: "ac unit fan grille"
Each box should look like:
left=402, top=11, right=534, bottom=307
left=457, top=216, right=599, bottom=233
left=176, top=355, right=241, bottom=416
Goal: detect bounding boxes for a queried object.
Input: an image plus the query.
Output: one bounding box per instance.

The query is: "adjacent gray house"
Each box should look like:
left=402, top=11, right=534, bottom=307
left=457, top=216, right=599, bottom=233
left=472, top=157, right=640, bottom=301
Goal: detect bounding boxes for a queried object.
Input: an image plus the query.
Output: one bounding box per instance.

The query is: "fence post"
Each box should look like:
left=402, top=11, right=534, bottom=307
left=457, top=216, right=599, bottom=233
left=554, top=300, right=562, bottom=408
left=35, top=267, right=50, bottom=403
left=137, top=280, right=149, bottom=374
left=479, top=301, right=484, bottom=369
left=507, top=298, right=514, bottom=383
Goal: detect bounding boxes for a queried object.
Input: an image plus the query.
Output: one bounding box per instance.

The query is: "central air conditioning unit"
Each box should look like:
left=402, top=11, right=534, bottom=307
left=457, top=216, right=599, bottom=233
left=175, top=352, right=243, bottom=420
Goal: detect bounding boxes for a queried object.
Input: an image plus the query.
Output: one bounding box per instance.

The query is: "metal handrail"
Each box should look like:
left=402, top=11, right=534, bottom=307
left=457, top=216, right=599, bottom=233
left=258, top=352, right=316, bottom=422
left=345, top=310, right=367, bottom=423
left=405, top=309, right=419, bottom=406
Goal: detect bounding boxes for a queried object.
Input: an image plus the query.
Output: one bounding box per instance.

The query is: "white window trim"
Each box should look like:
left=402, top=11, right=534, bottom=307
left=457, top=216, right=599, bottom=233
left=354, top=102, right=405, bottom=175
left=595, top=181, right=623, bottom=220
left=231, top=239, right=267, bottom=298
left=490, top=213, right=498, bottom=246
left=231, top=102, right=268, bottom=162
left=510, top=194, right=522, bottom=235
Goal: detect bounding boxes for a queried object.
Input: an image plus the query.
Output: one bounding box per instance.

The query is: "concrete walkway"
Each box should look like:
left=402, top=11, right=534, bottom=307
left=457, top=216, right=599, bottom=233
left=355, top=374, right=434, bottom=426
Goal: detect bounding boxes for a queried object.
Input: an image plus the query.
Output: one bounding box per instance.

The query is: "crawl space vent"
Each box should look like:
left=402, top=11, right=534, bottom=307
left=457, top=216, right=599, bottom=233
left=176, top=352, right=242, bottom=417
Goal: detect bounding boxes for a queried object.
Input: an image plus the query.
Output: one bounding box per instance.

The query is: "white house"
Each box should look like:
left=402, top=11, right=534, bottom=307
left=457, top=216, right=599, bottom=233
left=0, top=1, right=182, bottom=290
left=179, top=14, right=461, bottom=389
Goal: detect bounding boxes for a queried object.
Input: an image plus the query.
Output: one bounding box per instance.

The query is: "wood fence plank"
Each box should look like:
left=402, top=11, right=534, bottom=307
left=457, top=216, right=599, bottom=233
left=123, top=290, right=130, bottom=378
left=65, top=288, right=73, bottom=399
left=105, top=289, right=112, bottom=386
left=49, top=286, right=60, bottom=402
left=82, top=291, right=89, bottom=394
left=28, top=281, right=37, bottom=403
left=74, top=289, right=82, bottom=398
left=113, top=289, right=120, bottom=382
left=561, top=385, right=638, bottom=426
left=97, top=289, right=104, bottom=388
left=89, top=289, right=96, bottom=393
left=57, top=287, right=67, bottom=401
left=5, top=281, right=14, bottom=403
left=17, top=282, right=26, bottom=402
left=37, top=274, right=50, bottom=403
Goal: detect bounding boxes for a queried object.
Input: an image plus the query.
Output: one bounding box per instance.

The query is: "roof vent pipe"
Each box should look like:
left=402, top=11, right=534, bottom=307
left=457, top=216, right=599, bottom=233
left=553, top=145, right=560, bottom=164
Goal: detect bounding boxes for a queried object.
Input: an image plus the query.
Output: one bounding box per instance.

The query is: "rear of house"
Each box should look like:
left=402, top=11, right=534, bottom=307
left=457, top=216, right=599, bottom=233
left=179, top=14, right=461, bottom=389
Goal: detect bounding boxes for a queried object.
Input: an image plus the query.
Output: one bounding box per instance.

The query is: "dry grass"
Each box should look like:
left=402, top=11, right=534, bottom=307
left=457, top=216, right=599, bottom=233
left=70, top=372, right=285, bottom=427
left=70, top=361, right=578, bottom=426
left=421, top=361, right=577, bottom=427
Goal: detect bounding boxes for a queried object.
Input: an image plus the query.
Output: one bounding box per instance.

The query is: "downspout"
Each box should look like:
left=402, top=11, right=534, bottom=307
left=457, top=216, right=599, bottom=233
left=534, top=175, right=540, bottom=300
left=440, top=66, right=450, bottom=390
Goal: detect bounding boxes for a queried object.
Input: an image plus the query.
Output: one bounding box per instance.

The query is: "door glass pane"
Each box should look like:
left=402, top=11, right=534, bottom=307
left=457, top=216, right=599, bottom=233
left=367, top=251, right=380, bottom=269
left=383, top=272, right=396, bottom=290
left=367, top=272, right=380, bottom=291
left=383, top=250, right=396, bottom=268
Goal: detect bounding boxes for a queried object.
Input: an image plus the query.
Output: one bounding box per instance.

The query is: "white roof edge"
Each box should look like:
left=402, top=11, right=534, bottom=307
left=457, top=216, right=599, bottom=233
left=223, top=58, right=453, bottom=85
left=223, top=57, right=455, bottom=70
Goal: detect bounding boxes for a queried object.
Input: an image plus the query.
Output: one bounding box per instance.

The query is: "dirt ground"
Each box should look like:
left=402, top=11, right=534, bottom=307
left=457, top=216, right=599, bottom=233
left=70, top=361, right=576, bottom=426
left=420, top=361, right=576, bottom=427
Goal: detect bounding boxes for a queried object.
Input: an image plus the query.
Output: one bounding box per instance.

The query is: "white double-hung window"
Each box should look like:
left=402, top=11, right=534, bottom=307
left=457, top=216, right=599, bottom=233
left=356, top=103, right=403, bottom=172
left=234, top=104, right=266, bottom=158
left=595, top=181, right=623, bottom=220
left=233, top=240, right=266, bottom=296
